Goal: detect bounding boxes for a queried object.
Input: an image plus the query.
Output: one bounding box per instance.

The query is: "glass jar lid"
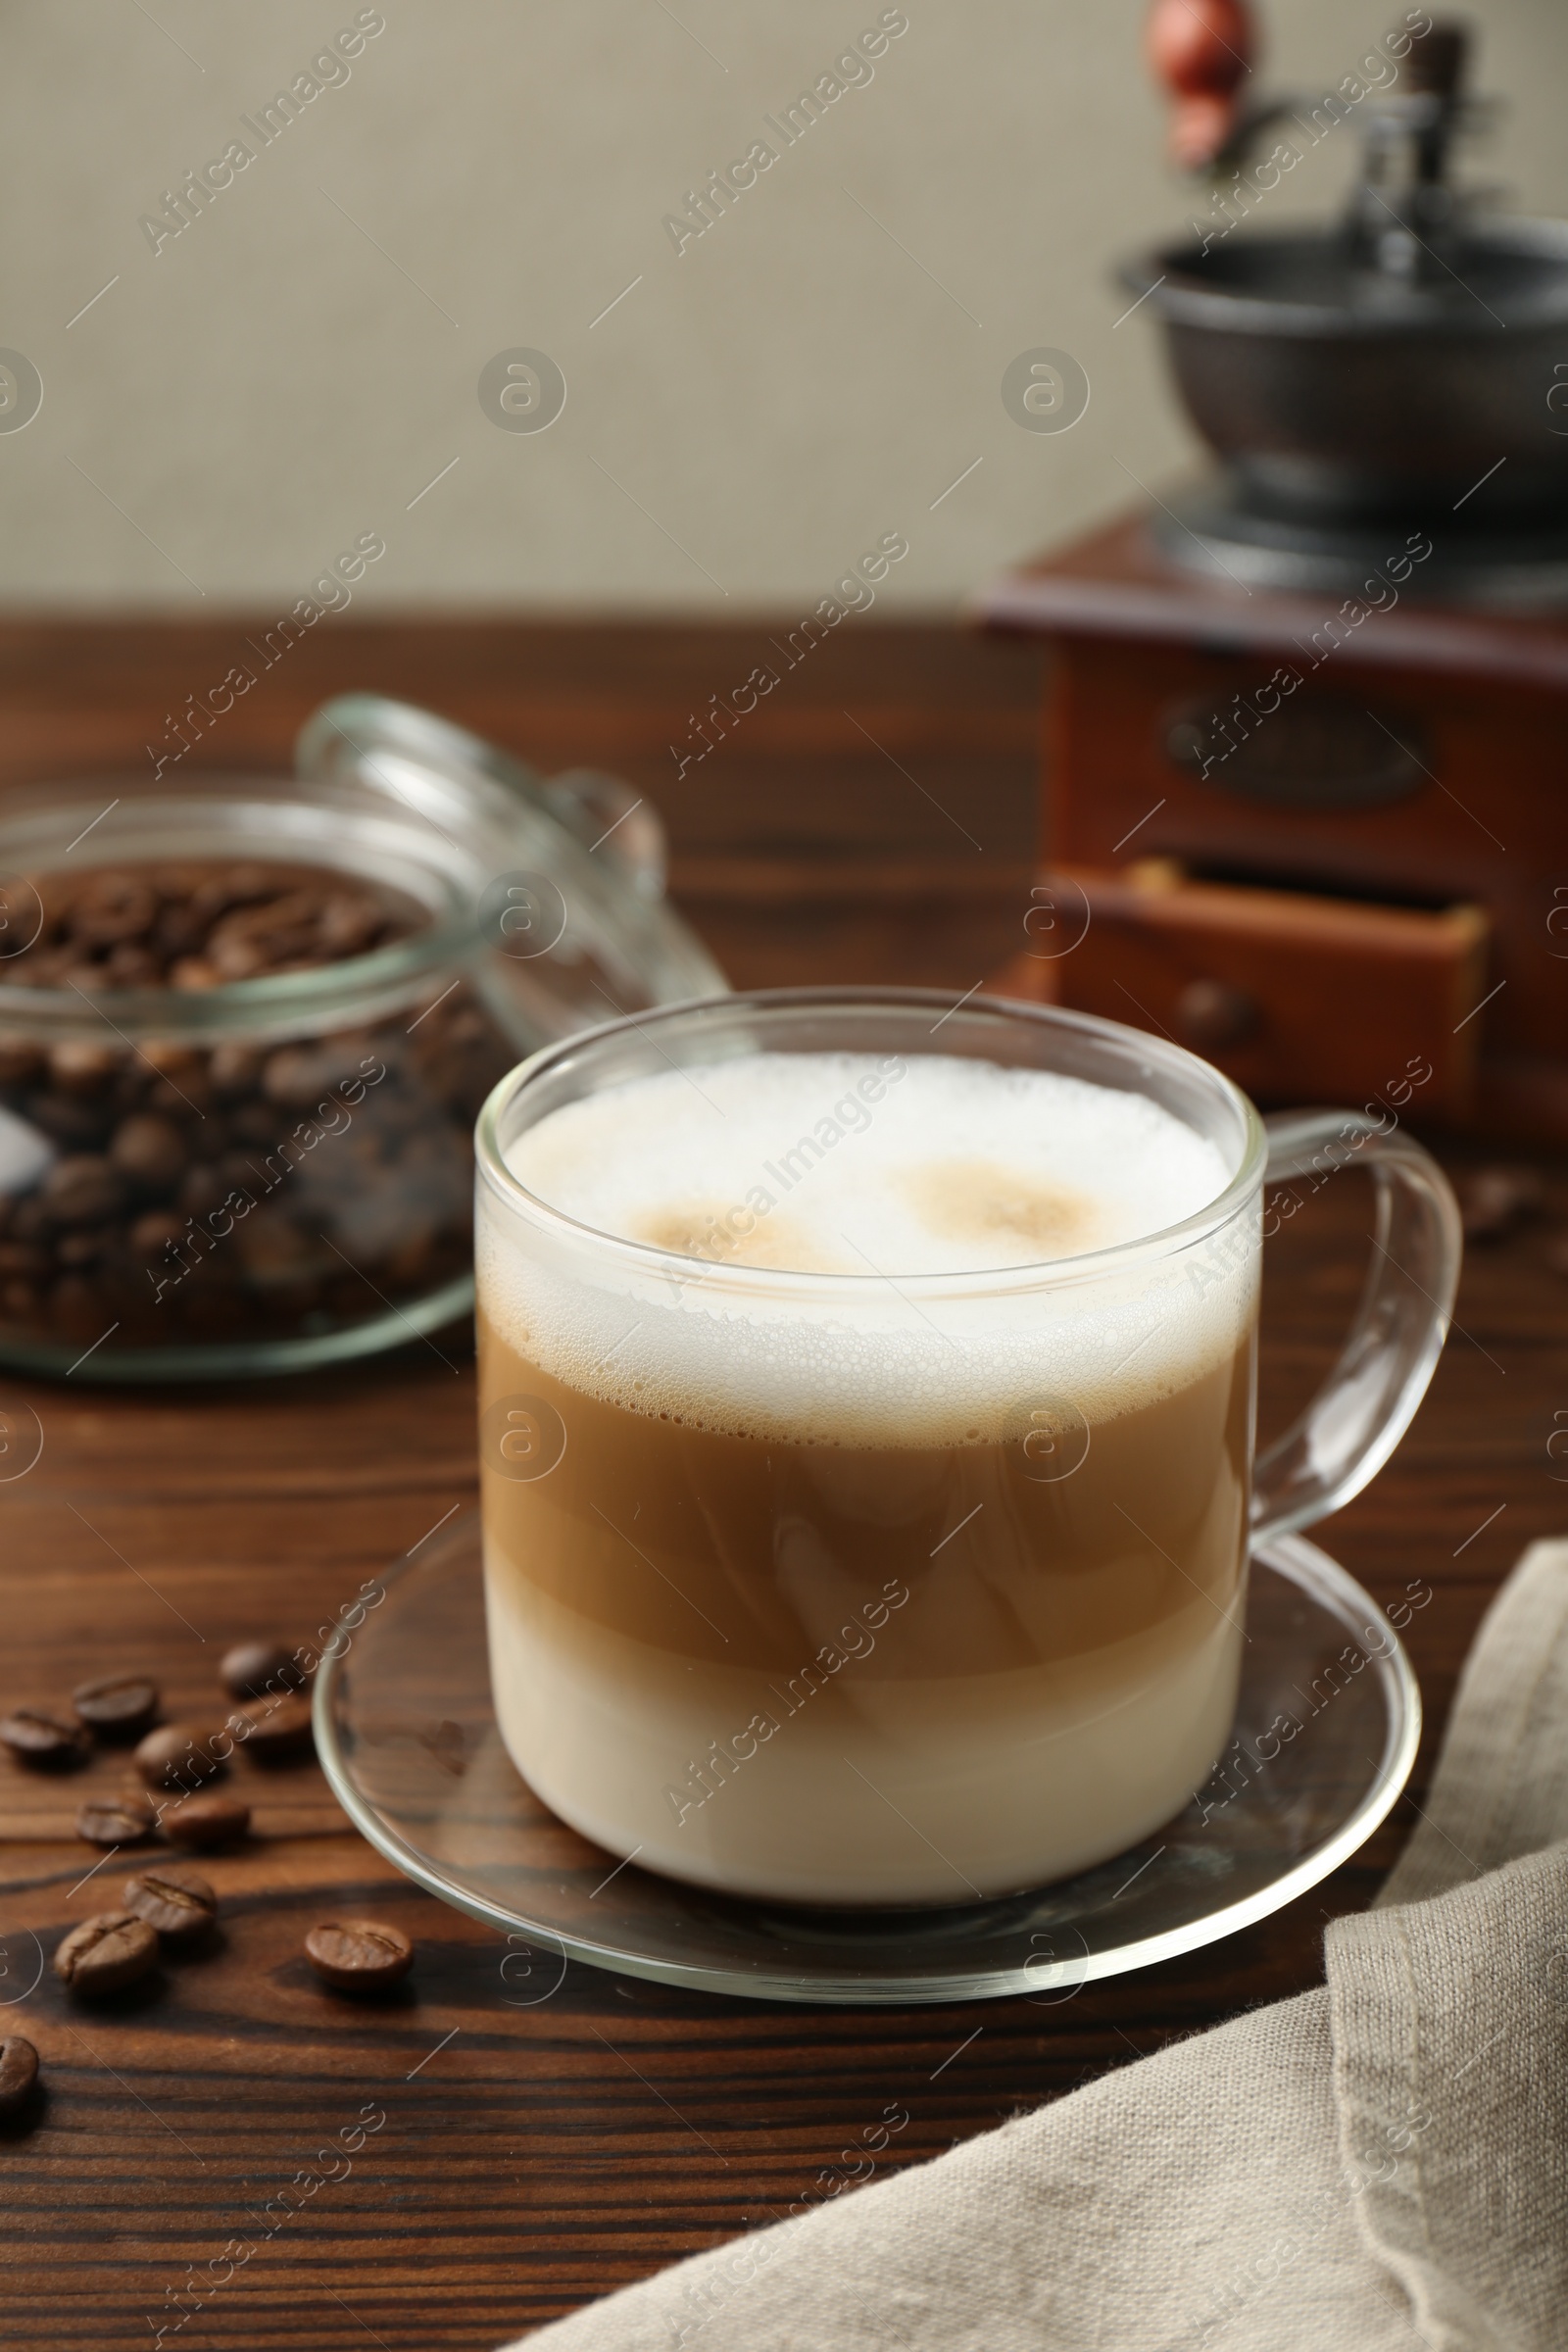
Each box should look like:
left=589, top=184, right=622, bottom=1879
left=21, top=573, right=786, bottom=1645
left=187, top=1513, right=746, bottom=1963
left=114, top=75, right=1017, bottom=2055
left=296, top=693, right=723, bottom=1033
left=0, top=694, right=726, bottom=1052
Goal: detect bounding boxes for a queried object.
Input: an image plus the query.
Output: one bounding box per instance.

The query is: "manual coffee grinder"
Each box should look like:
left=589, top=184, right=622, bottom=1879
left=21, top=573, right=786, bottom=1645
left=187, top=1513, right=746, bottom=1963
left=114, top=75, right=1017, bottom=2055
left=985, top=8, right=1568, bottom=1140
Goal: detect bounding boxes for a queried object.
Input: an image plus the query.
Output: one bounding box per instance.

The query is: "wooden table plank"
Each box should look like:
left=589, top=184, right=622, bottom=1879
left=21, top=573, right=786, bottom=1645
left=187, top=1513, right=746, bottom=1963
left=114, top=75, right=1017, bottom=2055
left=0, top=620, right=1560, bottom=2348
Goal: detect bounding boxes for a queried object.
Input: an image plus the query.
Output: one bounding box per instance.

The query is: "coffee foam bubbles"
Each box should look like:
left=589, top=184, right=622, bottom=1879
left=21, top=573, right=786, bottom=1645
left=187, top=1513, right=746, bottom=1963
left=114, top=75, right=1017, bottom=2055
left=482, top=1052, right=1254, bottom=1446
left=506, top=1054, right=1228, bottom=1275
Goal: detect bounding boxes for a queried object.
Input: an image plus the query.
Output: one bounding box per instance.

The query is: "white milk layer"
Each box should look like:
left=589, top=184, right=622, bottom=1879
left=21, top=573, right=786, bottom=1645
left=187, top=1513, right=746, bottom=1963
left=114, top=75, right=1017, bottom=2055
left=483, top=1558, right=1245, bottom=1903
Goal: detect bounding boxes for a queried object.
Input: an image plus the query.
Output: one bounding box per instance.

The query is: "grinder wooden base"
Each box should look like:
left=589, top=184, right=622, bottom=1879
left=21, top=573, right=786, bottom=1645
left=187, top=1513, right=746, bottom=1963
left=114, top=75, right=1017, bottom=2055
left=980, top=509, right=1568, bottom=1142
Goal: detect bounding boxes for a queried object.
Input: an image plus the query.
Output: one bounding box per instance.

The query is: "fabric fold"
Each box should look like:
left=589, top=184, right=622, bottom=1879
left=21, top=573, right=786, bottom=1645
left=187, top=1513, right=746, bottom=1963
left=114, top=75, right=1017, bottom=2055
left=514, top=1542, right=1568, bottom=2352
left=1330, top=1843, right=1568, bottom=2352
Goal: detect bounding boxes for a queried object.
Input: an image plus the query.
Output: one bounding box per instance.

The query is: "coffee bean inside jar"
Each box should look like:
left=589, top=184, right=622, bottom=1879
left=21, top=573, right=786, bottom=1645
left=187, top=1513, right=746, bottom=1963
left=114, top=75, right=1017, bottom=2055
left=0, top=860, right=516, bottom=1361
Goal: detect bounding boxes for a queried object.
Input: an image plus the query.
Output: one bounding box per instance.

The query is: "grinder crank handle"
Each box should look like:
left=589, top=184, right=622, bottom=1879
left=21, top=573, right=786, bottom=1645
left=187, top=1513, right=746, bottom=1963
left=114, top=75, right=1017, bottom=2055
left=1145, top=0, right=1256, bottom=170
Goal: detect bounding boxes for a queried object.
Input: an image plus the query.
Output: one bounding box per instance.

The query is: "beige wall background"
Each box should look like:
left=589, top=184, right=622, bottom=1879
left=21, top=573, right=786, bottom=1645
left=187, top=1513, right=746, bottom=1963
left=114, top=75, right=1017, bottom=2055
left=2, top=0, right=1565, bottom=612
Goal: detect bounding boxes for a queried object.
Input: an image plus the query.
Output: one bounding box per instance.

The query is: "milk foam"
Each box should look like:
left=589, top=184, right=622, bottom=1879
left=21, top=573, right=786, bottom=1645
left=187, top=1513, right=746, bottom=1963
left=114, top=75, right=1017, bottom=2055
left=481, top=1052, right=1254, bottom=1446
left=507, top=1054, right=1228, bottom=1274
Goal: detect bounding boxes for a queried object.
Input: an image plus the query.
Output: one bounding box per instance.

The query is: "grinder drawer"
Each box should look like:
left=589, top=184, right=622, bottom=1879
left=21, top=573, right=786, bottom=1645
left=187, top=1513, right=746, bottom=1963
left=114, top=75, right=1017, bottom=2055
left=1030, top=860, right=1489, bottom=1116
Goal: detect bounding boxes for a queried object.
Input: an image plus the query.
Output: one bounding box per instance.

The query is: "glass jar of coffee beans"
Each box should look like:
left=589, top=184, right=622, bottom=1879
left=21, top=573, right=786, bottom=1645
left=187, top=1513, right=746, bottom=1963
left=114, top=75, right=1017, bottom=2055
left=0, top=742, right=721, bottom=1379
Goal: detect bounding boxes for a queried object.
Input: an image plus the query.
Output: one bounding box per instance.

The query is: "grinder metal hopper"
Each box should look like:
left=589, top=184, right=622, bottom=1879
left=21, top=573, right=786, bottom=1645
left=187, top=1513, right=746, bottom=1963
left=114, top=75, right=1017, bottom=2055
left=1123, top=12, right=1568, bottom=601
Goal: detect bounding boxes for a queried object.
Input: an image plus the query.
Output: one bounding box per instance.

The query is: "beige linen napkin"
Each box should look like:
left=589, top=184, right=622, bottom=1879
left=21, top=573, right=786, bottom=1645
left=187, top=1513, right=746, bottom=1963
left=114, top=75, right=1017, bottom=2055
left=514, top=1543, right=1568, bottom=2352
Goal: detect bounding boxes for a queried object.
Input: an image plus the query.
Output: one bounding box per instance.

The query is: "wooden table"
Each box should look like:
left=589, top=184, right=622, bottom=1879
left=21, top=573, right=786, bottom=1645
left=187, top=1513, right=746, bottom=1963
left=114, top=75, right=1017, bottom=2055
left=0, top=619, right=1559, bottom=2350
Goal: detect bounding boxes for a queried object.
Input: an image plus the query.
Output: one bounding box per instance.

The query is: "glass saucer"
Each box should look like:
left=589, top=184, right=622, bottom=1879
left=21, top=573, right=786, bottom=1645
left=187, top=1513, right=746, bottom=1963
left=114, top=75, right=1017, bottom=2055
left=313, top=1516, right=1419, bottom=2008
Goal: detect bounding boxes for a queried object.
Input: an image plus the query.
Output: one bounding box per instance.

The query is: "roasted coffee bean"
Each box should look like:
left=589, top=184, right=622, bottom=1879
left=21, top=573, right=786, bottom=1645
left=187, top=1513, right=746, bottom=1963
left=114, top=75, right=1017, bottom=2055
left=76, top=1791, right=157, bottom=1846
left=318, top=893, right=384, bottom=957
left=48, top=1041, right=117, bottom=1096
left=0, top=860, right=503, bottom=1361
left=177, top=1281, right=246, bottom=1336
left=0, top=2036, right=38, bottom=2116
left=209, top=891, right=327, bottom=981
left=0, top=1709, right=91, bottom=1768
left=72, top=1673, right=161, bottom=1740
left=178, top=1163, right=225, bottom=1217
left=133, top=1723, right=223, bottom=1789
left=262, top=1042, right=357, bottom=1109
left=22, top=1091, right=104, bottom=1148
left=56, top=1229, right=110, bottom=1268
left=220, top=1640, right=304, bottom=1699
left=237, top=1692, right=315, bottom=1760
left=54, top=1909, right=158, bottom=1994
left=162, top=1791, right=250, bottom=1850
left=13, top=948, right=72, bottom=988
left=50, top=1275, right=107, bottom=1339
left=192, top=863, right=274, bottom=921
left=208, top=1043, right=263, bottom=1096
left=104, top=942, right=163, bottom=988
left=121, top=1866, right=217, bottom=1942
left=71, top=872, right=158, bottom=947
left=155, top=901, right=207, bottom=958
left=40, top=1154, right=123, bottom=1227
left=386, top=1230, right=435, bottom=1286
left=225, top=1099, right=280, bottom=1146
left=110, top=1114, right=186, bottom=1191
left=140, top=1040, right=203, bottom=1081
left=305, top=1919, right=413, bottom=1991
left=169, top=956, right=220, bottom=991
left=130, top=1208, right=185, bottom=1258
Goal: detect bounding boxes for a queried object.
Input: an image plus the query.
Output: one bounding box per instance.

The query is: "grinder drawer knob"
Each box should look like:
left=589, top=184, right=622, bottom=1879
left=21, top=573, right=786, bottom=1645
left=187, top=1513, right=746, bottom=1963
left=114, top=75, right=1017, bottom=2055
left=1174, top=978, right=1258, bottom=1053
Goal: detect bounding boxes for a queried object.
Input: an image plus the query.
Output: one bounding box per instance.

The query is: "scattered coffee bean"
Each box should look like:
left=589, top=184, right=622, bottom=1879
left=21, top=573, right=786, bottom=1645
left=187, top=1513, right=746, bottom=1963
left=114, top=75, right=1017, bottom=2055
left=53, top=1909, right=159, bottom=1995
left=237, top=1693, right=315, bottom=1761
left=162, top=1791, right=250, bottom=1850
left=1460, top=1166, right=1544, bottom=1242
left=72, top=1673, right=161, bottom=1740
left=220, top=1640, right=304, bottom=1699
left=305, top=1919, right=414, bottom=1991
left=0, top=2036, right=38, bottom=2116
left=133, top=1722, right=222, bottom=1790
left=1544, top=1233, right=1568, bottom=1279
left=76, top=1791, right=157, bottom=1847
left=121, top=1866, right=217, bottom=1943
left=0, top=1709, right=91, bottom=1769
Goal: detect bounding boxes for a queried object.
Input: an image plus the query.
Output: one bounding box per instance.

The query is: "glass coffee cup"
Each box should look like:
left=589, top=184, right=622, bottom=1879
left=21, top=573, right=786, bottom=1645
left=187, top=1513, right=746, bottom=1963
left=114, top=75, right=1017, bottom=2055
left=474, top=988, right=1459, bottom=1907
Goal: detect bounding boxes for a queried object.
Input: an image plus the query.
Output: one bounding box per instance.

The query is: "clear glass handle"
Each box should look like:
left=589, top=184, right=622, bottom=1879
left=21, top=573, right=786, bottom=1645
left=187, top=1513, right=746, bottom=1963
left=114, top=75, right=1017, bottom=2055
left=1252, top=1109, right=1462, bottom=1545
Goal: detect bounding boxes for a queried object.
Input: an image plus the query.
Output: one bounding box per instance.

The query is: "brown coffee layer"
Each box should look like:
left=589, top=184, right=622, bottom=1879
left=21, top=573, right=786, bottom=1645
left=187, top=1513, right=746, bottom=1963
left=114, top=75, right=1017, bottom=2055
left=478, top=1310, right=1252, bottom=1680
